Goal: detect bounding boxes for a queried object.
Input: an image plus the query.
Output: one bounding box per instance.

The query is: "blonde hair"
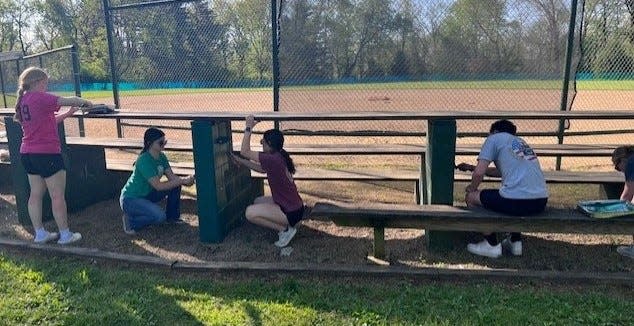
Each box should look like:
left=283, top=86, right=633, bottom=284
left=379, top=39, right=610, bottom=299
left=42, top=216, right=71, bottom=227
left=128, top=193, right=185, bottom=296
left=612, top=146, right=634, bottom=166
left=14, top=67, right=49, bottom=122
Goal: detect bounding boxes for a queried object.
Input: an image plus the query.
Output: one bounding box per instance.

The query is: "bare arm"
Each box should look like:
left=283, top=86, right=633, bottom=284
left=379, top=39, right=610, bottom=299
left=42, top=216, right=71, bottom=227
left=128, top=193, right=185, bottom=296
left=57, top=96, right=92, bottom=108
left=240, top=115, right=260, bottom=162
left=465, top=159, right=491, bottom=193
left=164, top=168, right=194, bottom=186
left=456, top=162, right=500, bottom=177
left=621, top=181, right=634, bottom=202
left=230, top=152, right=265, bottom=173
left=147, top=175, right=186, bottom=191
left=55, top=107, right=79, bottom=123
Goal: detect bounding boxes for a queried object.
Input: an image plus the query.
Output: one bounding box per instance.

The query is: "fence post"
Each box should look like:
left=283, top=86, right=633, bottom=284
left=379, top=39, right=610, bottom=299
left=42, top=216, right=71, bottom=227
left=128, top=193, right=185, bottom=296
left=0, top=62, right=6, bottom=108
left=271, top=0, right=280, bottom=130
left=71, top=44, right=85, bottom=137
left=102, top=0, right=123, bottom=138
left=557, top=0, right=579, bottom=171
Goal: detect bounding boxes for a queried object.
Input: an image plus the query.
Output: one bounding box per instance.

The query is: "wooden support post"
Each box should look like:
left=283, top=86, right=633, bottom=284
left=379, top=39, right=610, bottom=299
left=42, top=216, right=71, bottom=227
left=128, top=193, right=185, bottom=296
left=418, top=154, right=428, bottom=204
left=367, top=226, right=389, bottom=265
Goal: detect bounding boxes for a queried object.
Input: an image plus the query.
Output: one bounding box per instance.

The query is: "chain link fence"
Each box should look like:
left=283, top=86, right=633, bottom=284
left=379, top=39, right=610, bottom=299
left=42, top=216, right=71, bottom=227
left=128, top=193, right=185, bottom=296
left=0, top=45, right=82, bottom=137
left=99, top=0, right=633, bottom=170
left=277, top=0, right=582, bottom=139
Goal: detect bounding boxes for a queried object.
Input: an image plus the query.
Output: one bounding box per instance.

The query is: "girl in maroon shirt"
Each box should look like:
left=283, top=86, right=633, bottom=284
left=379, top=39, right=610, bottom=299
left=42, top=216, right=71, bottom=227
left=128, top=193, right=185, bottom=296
left=230, top=115, right=305, bottom=248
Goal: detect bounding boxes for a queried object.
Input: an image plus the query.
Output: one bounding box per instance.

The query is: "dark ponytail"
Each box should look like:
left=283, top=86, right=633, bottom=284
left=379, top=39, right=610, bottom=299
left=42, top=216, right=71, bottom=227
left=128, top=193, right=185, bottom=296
left=263, top=129, right=295, bottom=174
left=279, top=148, right=296, bottom=175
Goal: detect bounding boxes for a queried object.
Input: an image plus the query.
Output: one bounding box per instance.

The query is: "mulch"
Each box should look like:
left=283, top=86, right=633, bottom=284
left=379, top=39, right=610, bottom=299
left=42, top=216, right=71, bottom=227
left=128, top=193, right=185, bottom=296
left=1, top=180, right=632, bottom=274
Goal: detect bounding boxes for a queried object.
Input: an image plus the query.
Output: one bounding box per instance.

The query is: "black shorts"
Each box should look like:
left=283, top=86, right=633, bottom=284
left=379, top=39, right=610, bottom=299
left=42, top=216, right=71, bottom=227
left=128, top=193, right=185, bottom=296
left=20, top=153, right=65, bottom=178
left=480, top=189, right=547, bottom=216
left=284, top=205, right=305, bottom=227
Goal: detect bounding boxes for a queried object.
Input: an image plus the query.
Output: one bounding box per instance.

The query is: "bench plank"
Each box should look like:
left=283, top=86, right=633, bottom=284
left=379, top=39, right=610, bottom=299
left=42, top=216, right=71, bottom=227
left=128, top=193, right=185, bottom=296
left=65, top=137, right=193, bottom=151
left=106, top=159, right=194, bottom=176
left=252, top=168, right=623, bottom=184
left=312, top=202, right=634, bottom=235
left=63, top=137, right=617, bottom=157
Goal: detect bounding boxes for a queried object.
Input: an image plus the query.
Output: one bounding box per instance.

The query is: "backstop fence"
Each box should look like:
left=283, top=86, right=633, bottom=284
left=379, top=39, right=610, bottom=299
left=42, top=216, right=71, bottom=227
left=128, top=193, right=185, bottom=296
left=98, top=0, right=634, bottom=170
left=0, top=45, right=84, bottom=136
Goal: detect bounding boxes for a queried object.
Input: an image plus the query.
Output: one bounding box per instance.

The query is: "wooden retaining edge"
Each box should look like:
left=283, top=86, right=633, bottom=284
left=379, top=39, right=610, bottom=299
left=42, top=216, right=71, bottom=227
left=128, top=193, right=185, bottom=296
left=1, top=237, right=632, bottom=284
left=0, top=238, right=175, bottom=267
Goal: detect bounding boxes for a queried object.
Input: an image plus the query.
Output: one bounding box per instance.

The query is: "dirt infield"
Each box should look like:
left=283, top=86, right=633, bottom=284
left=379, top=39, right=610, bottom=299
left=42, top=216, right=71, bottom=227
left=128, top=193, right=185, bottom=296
left=61, top=88, right=633, bottom=171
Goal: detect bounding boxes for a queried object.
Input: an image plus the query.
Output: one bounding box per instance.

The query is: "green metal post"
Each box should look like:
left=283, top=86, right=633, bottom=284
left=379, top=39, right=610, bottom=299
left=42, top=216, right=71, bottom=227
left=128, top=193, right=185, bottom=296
left=71, top=44, right=86, bottom=137
left=0, top=62, right=7, bottom=107
left=191, top=119, right=223, bottom=243
left=556, top=0, right=579, bottom=170
left=425, top=119, right=461, bottom=250
left=271, top=0, right=280, bottom=130
left=102, top=0, right=122, bottom=137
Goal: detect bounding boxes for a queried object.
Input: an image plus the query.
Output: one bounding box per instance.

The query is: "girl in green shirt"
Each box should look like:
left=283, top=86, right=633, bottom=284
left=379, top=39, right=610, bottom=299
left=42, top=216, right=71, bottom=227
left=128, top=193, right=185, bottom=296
left=119, top=128, right=194, bottom=234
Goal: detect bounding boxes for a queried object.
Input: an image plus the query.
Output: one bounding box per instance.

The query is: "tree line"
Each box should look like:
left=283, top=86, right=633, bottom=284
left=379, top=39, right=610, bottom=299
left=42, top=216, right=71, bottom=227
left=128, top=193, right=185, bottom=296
left=0, top=0, right=633, bottom=84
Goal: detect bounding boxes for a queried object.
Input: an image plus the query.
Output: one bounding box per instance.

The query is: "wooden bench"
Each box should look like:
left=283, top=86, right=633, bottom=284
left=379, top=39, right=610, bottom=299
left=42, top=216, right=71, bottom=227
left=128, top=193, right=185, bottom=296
left=3, top=134, right=625, bottom=199
left=63, top=136, right=618, bottom=157
left=251, top=168, right=624, bottom=202
left=311, top=201, right=634, bottom=261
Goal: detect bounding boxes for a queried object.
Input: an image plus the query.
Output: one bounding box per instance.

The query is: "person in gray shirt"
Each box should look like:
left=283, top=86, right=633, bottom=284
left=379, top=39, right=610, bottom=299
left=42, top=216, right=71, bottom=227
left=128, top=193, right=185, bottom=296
left=456, top=120, right=549, bottom=258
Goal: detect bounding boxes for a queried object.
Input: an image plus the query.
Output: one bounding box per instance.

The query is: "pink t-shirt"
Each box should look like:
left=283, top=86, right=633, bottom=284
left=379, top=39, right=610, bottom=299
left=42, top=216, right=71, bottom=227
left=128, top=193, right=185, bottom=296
left=258, top=152, right=303, bottom=212
left=19, top=92, right=61, bottom=154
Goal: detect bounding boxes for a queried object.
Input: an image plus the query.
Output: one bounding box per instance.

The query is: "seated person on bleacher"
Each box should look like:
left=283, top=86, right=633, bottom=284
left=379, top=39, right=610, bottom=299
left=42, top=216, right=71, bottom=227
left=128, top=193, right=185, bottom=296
left=119, top=128, right=195, bottom=234
left=612, top=146, right=634, bottom=259
left=456, top=120, right=549, bottom=258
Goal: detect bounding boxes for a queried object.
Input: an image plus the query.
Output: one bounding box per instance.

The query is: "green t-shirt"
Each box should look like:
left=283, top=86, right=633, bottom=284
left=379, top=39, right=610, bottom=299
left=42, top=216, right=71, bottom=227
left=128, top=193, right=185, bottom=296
left=121, top=152, right=171, bottom=198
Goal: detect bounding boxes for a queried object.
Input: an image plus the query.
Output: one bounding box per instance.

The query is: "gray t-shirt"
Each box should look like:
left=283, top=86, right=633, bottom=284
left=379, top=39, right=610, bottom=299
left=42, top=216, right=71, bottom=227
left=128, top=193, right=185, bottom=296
left=478, top=132, right=549, bottom=199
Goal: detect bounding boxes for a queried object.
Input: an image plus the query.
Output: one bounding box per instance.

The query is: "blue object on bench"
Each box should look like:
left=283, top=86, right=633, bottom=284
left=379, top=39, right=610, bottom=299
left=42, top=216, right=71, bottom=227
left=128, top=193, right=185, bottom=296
left=577, top=200, right=634, bottom=219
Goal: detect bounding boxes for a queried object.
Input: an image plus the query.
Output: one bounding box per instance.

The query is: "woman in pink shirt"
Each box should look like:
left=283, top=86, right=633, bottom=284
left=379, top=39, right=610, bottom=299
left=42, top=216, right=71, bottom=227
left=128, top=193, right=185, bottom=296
left=13, top=67, right=92, bottom=245
left=230, top=115, right=305, bottom=248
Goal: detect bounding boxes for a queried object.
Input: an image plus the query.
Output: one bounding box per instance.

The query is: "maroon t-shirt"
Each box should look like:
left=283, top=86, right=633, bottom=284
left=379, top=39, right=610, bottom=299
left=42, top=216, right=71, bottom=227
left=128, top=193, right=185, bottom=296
left=258, top=152, right=303, bottom=212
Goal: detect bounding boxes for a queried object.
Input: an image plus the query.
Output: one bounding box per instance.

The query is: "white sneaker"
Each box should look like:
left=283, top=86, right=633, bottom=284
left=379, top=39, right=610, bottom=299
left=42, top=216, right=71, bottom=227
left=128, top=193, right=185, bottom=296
left=122, top=214, right=136, bottom=235
left=501, top=238, right=522, bottom=256
left=34, top=232, right=58, bottom=244
left=617, top=246, right=634, bottom=259
left=57, top=232, right=82, bottom=245
left=467, top=240, right=502, bottom=258
left=274, top=226, right=297, bottom=248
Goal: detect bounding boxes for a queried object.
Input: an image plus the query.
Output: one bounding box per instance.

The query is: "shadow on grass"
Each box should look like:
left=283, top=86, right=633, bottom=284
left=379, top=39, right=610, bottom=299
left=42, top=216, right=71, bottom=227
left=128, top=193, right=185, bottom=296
left=0, top=252, right=205, bottom=325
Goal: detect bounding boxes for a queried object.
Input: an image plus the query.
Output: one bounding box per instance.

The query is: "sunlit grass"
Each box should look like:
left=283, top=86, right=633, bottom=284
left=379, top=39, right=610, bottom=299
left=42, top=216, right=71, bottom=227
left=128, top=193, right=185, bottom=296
left=1, top=253, right=632, bottom=325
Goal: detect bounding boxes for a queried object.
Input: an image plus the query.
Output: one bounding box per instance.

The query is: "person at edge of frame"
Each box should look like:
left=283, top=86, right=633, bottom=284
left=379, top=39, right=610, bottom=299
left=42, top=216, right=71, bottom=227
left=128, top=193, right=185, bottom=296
left=612, top=145, right=634, bottom=260
left=13, top=67, right=92, bottom=245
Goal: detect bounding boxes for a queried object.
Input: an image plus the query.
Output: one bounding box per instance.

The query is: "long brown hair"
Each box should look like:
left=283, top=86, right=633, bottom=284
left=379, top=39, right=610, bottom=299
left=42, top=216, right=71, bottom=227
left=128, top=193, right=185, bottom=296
left=14, top=67, right=48, bottom=122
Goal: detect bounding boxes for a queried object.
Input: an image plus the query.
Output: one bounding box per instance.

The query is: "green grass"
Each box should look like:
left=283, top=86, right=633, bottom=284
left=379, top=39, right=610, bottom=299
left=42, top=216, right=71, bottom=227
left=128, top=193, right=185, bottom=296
left=0, top=252, right=632, bottom=325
